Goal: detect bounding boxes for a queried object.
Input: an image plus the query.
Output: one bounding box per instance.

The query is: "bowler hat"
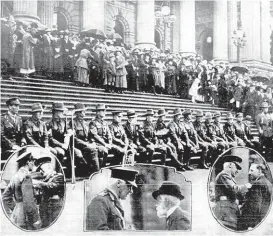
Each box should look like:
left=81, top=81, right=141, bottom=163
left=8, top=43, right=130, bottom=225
left=52, top=102, right=66, bottom=111
left=143, top=109, right=154, bottom=116
left=58, top=30, right=64, bottom=35
left=195, top=110, right=204, bottom=117
left=152, top=181, right=184, bottom=200
left=30, top=22, right=38, bottom=29
left=182, top=109, right=191, bottom=116
left=156, top=108, right=168, bottom=117
left=126, top=109, right=138, bottom=118
left=213, top=111, right=221, bottom=118
left=74, top=103, right=87, bottom=111
left=94, top=104, right=108, bottom=111
left=35, top=156, right=52, bottom=170
left=111, top=167, right=139, bottom=187
left=226, top=113, right=234, bottom=119
left=31, top=103, right=45, bottom=113
left=6, top=97, right=20, bottom=106
left=222, top=155, right=242, bottom=170
left=204, top=112, right=213, bottom=119
left=245, top=115, right=252, bottom=121
left=172, top=108, right=182, bottom=116
left=260, top=102, right=269, bottom=108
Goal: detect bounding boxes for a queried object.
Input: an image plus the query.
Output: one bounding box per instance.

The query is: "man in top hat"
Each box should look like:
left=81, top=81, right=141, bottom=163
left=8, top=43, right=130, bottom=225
left=1, top=97, right=26, bottom=157
left=31, top=156, right=65, bottom=228
left=168, top=108, right=191, bottom=171
left=86, top=167, right=139, bottom=230
left=233, top=113, right=255, bottom=148
left=123, top=109, right=145, bottom=156
left=213, top=155, right=251, bottom=230
left=212, top=111, right=236, bottom=149
left=193, top=110, right=217, bottom=167
left=2, top=152, right=41, bottom=230
left=47, top=102, right=86, bottom=167
left=23, top=103, right=57, bottom=156
left=68, top=103, right=99, bottom=174
left=243, top=115, right=260, bottom=151
left=152, top=181, right=191, bottom=230
left=238, top=162, right=272, bottom=230
left=89, top=104, right=112, bottom=167
left=139, top=109, right=167, bottom=165
left=255, top=102, right=272, bottom=156
left=155, top=109, right=185, bottom=171
left=108, top=111, right=129, bottom=166
left=223, top=113, right=244, bottom=147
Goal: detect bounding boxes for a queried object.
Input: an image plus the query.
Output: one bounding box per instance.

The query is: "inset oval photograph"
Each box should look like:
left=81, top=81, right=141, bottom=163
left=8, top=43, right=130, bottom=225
left=1, top=146, right=66, bottom=231
left=84, top=164, right=191, bottom=231
left=208, top=147, right=273, bottom=232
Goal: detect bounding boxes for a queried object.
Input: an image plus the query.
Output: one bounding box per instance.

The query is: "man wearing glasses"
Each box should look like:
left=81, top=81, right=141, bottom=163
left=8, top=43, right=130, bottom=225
left=86, top=167, right=139, bottom=230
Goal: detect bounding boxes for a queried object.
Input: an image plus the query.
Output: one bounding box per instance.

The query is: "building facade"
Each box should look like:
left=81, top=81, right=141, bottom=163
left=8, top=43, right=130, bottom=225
left=1, top=0, right=273, bottom=72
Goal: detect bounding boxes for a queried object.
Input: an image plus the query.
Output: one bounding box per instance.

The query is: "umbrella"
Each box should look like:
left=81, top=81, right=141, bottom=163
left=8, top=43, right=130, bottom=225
left=107, top=32, right=123, bottom=41
left=230, top=64, right=249, bottom=74
left=82, top=29, right=107, bottom=40
left=251, top=71, right=271, bottom=84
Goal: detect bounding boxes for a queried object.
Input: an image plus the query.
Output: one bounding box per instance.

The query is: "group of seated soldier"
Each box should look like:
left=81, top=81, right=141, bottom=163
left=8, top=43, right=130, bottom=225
left=1, top=97, right=266, bottom=177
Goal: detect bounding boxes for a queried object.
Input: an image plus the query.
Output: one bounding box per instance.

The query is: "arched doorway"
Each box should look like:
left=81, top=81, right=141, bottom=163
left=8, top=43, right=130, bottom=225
left=154, top=29, right=162, bottom=49
left=56, top=12, right=68, bottom=31
left=200, top=28, right=213, bottom=61
left=114, top=20, right=124, bottom=43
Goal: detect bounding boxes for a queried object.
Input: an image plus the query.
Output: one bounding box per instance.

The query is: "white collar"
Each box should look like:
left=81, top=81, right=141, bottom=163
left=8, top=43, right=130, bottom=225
left=167, top=205, right=179, bottom=218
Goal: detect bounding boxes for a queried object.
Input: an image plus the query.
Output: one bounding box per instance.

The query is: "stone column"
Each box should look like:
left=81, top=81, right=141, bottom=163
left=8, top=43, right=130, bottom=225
left=38, top=1, right=54, bottom=28
left=179, top=0, right=195, bottom=53
left=135, top=0, right=155, bottom=49
left=227, top=1, right=237, bottom=62
left=213, top=0, right=228, bottom=61
left=13, top=0, right=40, bottom=23
left=260, top=0, right=271, bottom=63
left=83, top=0, right=105, bottom=31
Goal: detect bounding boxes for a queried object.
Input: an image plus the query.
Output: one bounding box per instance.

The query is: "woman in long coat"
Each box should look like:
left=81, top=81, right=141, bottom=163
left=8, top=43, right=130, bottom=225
left=75, top=48, right=92, bottom=85
left=51, top=32, right=64, bottom=80
left=115, top=48, right=127, bottom=93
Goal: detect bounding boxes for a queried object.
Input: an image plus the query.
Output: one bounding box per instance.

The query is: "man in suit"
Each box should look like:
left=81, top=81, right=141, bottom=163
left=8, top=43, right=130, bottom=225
left=86, top=167, right=139, bottom=230
left=243, top=115, right=260, bottom=151
left=152, top=181, right=191, bottom=230
left=1, top=97, right=26, bottom=159
left=238, top=162, right=273, bottom=230
left=214, top=155, right=251, bottom=230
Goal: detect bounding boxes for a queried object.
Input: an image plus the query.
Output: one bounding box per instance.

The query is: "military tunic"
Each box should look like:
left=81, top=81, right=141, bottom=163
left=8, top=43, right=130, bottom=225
left=223, top=122, right=245, bottom=146
left=86, top=188, right=125, bottom=230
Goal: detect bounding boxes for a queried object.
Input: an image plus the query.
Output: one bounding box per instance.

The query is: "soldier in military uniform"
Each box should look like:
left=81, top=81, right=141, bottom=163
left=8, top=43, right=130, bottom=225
left=223, top=113, right=245, bottom=147
left=255, top=102, right=273, bottom=157
left=139, top=109, right=167, bottom=164
left=1, top=97, right=26, bottom=159
left=213, top=155, right=251, bottom=230
left=212, top=112, right=236, bottom=149
left=123, top=110, right=146, bottom=159
left=109, top=111, right=129, bottom=166
left=244, top=115, right=260, bottom=151
left=31, top=156, right=65, bottom=228
left=86, top=167, right=139, bottom=230
left=23, top=103, right=57, bottom=156
left=89, top=104, right=112, bottom=167
left=47, top=102, right=86, bottom=167
left=2, top=152, right=41, bottom=230
left=155, top=108, right=185, bottom=170
left=233, top=113, right=255, bottom=148
left=68, top=103, right=99, bottom=174
left=168, top=108, right=192, bottom=171
left=193, top=110, right=217, bottom=167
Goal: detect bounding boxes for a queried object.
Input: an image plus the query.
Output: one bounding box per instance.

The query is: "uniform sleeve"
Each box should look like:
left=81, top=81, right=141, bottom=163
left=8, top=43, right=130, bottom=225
left=47, top=121, right=64, bottom=147
left=168, top=123, right=179, bottom=145
left=24, top=120, right=41, bottom=147
left=2, top=182, right=16, bottom=215
left=1, top=116, right=14, bottom=149
left=86, top=197, right=110, bottom=230
left=88, top=121, right=106, bottom=146
left=219, top=173, right=248, bottom=195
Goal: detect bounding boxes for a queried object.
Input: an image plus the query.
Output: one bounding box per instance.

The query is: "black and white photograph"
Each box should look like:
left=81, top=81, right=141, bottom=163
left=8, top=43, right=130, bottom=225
left=208, top=147, right=273, bottom=232
left=84, top=164, right=191, bottom=231
left=1, top=0, right=273, bottom=235
left=1, top=146, right=66, bottom=231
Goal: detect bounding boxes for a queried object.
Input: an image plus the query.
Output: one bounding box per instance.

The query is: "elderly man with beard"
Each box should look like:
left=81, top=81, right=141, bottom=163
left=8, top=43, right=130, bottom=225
left=32, top=157, right=65, bottom=228
left=152, top=181, right=191, bottom=230
left=238, top=162, right=273, bottom=230
left=214, top=155, right=251, bottom=230
left=86, top=167, right=139, bottom=230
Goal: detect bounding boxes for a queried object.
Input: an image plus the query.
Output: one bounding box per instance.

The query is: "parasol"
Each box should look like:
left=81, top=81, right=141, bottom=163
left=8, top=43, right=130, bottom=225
left=251, top=71, right=271, bottom=84
left=230, top=64, right=249, bottom=74
left=82, top=29, right=107, bottom=40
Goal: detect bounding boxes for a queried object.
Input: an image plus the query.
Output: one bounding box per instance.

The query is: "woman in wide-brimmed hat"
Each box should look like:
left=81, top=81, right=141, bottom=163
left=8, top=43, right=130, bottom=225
left=115, top=47, right=127, bottom=93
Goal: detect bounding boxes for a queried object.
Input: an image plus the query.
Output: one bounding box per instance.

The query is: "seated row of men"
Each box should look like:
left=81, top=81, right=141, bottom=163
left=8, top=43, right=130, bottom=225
left=1, top=97, right=259, bottom=175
